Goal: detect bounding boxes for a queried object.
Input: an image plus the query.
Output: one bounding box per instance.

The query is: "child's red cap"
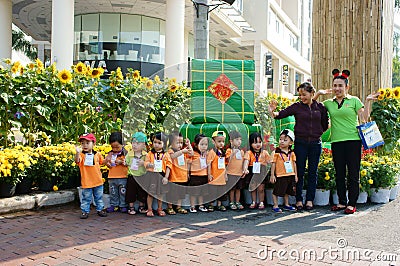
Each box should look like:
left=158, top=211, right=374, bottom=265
left=78, top=133, right=96, bottom=143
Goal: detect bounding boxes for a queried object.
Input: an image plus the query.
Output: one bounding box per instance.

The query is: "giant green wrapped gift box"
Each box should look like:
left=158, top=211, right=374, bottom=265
left=180, top=123, right=262, bottom=148
left=190, top=59, right=255, bottom=124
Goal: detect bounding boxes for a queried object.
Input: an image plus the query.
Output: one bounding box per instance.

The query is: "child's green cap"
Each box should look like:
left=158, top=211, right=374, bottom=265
left=132, top=132, right=147, bottom=143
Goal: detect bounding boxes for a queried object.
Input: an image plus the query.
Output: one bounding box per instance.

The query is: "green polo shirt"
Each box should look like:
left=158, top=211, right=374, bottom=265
left=125, top=150, right=147, bottom=176
left=323, top=95, right=363, bottom=143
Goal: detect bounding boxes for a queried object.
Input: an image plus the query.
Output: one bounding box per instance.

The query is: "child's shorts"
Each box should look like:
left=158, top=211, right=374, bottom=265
left=272, top=175, right=296, bottom=197
left=188, top=175, right=209, bottom=196
left=125, top=174, right=147, bottom=204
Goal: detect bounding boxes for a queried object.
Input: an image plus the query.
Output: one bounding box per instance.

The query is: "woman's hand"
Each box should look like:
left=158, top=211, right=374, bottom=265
left=268, top=100, right=278, bottom=113
left=366, top=92, right=379, bottom=101
left=318, top=88, right=333, bottom=95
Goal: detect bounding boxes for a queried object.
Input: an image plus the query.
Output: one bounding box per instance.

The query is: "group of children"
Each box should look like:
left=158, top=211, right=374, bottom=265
left=75, top=129, right=298, bottom=219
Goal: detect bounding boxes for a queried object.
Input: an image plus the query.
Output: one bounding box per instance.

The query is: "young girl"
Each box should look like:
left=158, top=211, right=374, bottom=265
left=270, top=129, right=297, bottom=213
left=165, top=132, right=193, bottom=215
left=188, top=134, right=209, bottom=213
left=75, top=133, right=107, bottom=219
left=243, top=132, right=271, bottom=209
left=104, top=132, right=128, bottom=213
left=207, top=131, right=228, bottom=212
left=144, top=132, right=168, bottom=217
left=125, top=132, right=148, bottom=215
left=226, top=131, right=248, bottom=210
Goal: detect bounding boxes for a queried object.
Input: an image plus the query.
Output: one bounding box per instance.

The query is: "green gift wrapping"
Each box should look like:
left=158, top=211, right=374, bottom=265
left=190, top=59, right=255, bottom=124
left=179, top=123, right=262, bottom=148
left=274, top=116, right=295, bottom=141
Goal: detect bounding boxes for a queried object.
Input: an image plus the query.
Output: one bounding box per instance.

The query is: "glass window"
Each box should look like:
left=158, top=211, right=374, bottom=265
left=99, top=14, right=120, bottom=42
left=81, top=14, right=100, bottom=58
left=142, top=16, right=160, bottom=63
left=120, top=14, right=142, bottom=44
left=74, top=15, right=81, bottom=60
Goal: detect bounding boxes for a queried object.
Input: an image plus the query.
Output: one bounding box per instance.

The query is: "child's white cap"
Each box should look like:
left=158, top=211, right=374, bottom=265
left=280, top=129, right=295, bottom=142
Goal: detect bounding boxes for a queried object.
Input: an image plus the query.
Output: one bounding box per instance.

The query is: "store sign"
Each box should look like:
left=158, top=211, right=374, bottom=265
left=265, top=54, right=273, bottom=75
left=282, top=64, right=289, bottom=86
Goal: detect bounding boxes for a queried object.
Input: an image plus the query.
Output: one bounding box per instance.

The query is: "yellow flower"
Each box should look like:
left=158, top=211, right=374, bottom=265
left=145, top=80, right=154, bottom=89
left=58, top=69, right=72, bottom=83
left=323, top=160, right=329, bottom=165
left=132, top=70, right=140, bottom=80
left=17, top=163, right=25, bottom=171
left=93, top=81, right=98, bottom=87
left=368, top=179, right=374, bottom=185
left=89, top=68, right=104, bottom=79
left=4, top=58, right=12, bottom=65
left=28, top=63, right=35, bottom=70
left=324, top=175, right=330, bottom=181
left=393, top=87, right=400, bottom=99
left=19, top=66, right=24, bottom=75
left=116, top=67, right=124, bottom=80
left=154, top=75, right=161, bottom=84
left=360, top=169, right=367, bottom=177
left=102, top=178, right=106, bottom=183
left=53, top=185, right=58, bottom=191
left=169, top=83, right=178, bottom=92
left=272, top=93, right=278, bottom=99
left=385, top=88, right=393, bottom=99
left=74, top=62, right=87, bottom=75
left=71, top=162, right=76, bottom=167
left=325, top=172, right=329, bottom=176
left=36, top=58, right=44, bottom=69
left=11, top=65, right=19, bottom=74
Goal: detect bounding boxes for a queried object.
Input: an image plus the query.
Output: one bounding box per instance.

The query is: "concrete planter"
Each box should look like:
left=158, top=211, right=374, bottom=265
left=314, top=189, right=330, bottom=206
left=370, top=188, right=390, bottom=204
left=389, top=185, right=400, bottom=201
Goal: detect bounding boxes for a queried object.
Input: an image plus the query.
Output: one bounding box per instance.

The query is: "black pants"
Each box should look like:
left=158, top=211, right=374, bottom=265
left=331, top=140, right=361, bottom=207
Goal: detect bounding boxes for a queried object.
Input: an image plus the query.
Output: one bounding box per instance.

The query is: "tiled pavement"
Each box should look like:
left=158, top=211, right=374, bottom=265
left=1, top=199, right=399, bottom=266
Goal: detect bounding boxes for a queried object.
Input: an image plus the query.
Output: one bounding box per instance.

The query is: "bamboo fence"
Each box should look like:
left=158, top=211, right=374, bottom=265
left=312, top=0, right=394, bottom=101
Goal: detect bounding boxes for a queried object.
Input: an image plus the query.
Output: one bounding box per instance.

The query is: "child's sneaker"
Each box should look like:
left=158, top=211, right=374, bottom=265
left=106, top=206, right=118, bottom=213
left=97, top=210, right=108, bottom=217
left=283, top=205, right=296, bottom=211
left=229, top=202, right=237, bottom=210
left=189, top=206, right=197, bottom=213
left=120, top=207, right=128, bottom=213
left=80, top=212, right=89, bottom=219
left=198, top=205, right=208, bottom=212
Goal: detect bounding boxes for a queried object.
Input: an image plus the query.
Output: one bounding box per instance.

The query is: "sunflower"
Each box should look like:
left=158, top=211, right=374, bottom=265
left=169, top=83, right=178, bottom=92
left=89, top=68, right=104, bottom=79
left=393, top=87, right=400, bottom=99
left=154, top=75, right=161, bottom=84
left=145, top=79, right=154, bottom=89
left=116, top=67, right=124, bottom=80
left=28, top=63, right=35, bottom=70
left=4, top=58, right=11, bottom=65
left=11, top=65, right=18, bottom=74
left=57, top=69, right=72, bottom=83
left=19, top=66, right=24, bottom=75
left=169, top=77, right=177, bottom=85
left=36, top=58, right=44, bottom=69
left=378, top=94, right=384, bottom=101
left=385, top=88, right=393, bottom=99
left=360, top=169, right=367, bottom=177
left=74, top=62, right=87, bottom=75
left=132, top=70, right=140, bottom=80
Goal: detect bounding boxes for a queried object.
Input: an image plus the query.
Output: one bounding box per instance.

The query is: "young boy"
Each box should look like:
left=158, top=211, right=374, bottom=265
left=75, top=133, right=107, bottom=219
left=270, top=129, right=298, bottom=213
left=207, top=131, right=228, bottom=211
left=125, top=132, right=148, bottom=215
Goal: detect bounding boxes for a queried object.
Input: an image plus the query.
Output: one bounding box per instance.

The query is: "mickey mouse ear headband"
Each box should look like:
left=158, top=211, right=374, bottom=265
left=332, top=69, right=350, bottom=79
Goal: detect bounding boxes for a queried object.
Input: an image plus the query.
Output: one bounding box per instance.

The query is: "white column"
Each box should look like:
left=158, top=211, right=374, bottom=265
left=37, top=43, right=45, bottom=62
left=0, top=0, right=12, bottom=65
left=51, top=0, right=74, bottom=70
left=165, top=0, right=185, bottom=81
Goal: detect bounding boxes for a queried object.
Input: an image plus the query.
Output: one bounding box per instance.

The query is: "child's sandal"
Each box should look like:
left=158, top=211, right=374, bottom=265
left=249, top=202, right=257, bottom=209
left=229, top=202, right=237, bottom=210
left=146, top=209, right=154, bottom=217
left=176, top=207, right=188, bottom=214
left=138, top=206, right=147, bottom=214
left=236, top=202, right=244, bottom=210
left=157, top=208, right=166, bottom=217
left=128, top=207, right=136, bottom=215
left=208, top=205, right=214, bottom=212
left=166, top=208, right=176, bottom=215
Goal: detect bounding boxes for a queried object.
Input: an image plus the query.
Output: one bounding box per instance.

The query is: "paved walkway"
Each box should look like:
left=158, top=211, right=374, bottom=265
left=1, top=198, right=399, bottom=266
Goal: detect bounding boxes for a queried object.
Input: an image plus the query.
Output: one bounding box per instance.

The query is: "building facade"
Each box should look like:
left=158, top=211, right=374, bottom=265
left=2, top=0, right=312, bottom=96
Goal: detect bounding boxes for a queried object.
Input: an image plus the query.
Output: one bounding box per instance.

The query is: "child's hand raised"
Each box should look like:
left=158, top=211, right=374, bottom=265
left=75, top=146, right=81, bottom=154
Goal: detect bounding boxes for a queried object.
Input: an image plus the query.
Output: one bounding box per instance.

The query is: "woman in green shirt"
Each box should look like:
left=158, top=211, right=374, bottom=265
left=314, top=69, right=377, bottom=214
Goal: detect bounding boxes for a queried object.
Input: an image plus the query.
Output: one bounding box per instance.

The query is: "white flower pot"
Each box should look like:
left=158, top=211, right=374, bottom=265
left=266, top=189, right=283, bottom=205
left=370, top=188, right=390, bottom=204
left=314, top=189, right=330, bottom=206
left=332, top=191, right=339, bottom=205
left=357, top=191, right=368, bottom=204
left=389, top=185, right=400, bottom=201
